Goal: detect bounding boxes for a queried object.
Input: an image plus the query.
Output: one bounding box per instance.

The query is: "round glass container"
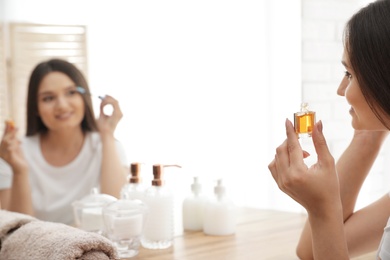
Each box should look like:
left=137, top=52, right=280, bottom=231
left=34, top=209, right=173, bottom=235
left=72, top=188, right=117, bottom=233
left=103, top=199, right=148, bottom=258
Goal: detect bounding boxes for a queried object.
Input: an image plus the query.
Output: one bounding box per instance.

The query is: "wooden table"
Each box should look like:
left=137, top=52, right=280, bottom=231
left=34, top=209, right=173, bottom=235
left=134, top=208, right=376, bottom=260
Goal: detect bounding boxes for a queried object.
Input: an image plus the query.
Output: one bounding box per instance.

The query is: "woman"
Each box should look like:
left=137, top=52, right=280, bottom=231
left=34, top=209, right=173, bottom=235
left=0, top=59, right=128, bottom=224
left=268, top=0, right=390, bottom=259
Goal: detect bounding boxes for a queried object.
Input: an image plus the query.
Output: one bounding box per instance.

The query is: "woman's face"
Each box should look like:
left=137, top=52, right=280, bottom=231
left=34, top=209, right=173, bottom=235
left=37, top=71, right=85, bottom=132
left=337, top=48, right=388, bottom=130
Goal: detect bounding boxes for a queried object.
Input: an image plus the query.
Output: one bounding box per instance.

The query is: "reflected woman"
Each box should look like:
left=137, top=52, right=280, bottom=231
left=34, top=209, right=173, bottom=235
left=0, top=59, right=127, bottom=224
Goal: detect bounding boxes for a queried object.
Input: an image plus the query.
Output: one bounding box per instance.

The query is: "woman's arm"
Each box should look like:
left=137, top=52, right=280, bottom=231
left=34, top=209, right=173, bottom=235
left=7, top=167, right=33, bottom=215
left=0, top=189, right=9, bottom=209
left=97, top=96, right=127, bottom=198
left=308, top=202, right=348, bottom=260
left=269, top=120, right=349, bottom=260
left=100, top=135, right=127, bottom=198
left=297, top=131, right=389, bottom=259
left=0, top=122, right=33, bottom=215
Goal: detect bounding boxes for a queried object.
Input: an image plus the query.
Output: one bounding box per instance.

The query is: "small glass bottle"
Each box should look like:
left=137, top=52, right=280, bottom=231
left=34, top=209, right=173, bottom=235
left=294, top=102, right=316, bottom=166
left=294, top=102, right=316, bottom=138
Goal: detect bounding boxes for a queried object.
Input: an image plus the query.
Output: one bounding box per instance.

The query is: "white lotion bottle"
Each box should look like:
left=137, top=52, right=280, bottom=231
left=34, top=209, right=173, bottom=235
left=203, top=179, right=237, bottom=236
left=182, top=176, right=206, bottom=231
left=141, top=164, right=181, bottom=249
left=120, top=162, right=145, bottom=201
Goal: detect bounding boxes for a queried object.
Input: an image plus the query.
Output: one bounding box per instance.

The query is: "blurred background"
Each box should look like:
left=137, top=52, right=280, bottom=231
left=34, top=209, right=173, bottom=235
left=0, top=0, right=386, bottom=214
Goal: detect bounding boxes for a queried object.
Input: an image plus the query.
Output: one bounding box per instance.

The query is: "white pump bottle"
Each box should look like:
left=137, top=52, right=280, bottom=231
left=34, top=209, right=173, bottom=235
left=120, top=162, right=145, bottom=201
left=141, top=164, right=181, bottom=249
left=203, top=179, right=237, bottom=236
left=182, top=176, right=207, bottom=231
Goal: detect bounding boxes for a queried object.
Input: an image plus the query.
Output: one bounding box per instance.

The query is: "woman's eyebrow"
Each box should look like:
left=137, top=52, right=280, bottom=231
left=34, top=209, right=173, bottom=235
left=38, top=86, right=77, bottom=96
left=341, top=60, right=349, bottom=68
left=38, top=91, right=53, bottom=96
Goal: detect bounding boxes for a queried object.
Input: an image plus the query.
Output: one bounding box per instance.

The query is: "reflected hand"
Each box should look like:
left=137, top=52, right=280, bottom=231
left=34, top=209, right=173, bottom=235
left=97, top=95, right=123, bottom=137
left=0, top=121, right=28, bottom=172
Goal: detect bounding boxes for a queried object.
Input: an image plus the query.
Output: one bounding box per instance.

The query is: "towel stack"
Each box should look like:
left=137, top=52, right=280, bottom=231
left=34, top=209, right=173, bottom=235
left=0, top=210, right=119, bottom=260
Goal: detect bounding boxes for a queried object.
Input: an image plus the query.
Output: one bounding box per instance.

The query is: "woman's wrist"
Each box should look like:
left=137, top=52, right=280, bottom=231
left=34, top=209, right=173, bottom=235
left=307, top=197, right=343, bottom=222
left=99, top=131, right=116, bottom=143
left=12, top=164, right=29, bottom=176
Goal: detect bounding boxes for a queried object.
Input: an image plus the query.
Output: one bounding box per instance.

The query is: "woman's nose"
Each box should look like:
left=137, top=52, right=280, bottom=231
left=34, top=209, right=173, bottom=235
left=337, top=76, right=348, bottom=96
left=55, top=95, right=69, bottom=108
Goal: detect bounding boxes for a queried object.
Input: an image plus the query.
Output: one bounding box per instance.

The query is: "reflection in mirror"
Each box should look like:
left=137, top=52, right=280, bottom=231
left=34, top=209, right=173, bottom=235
left=1, top=0, right=301, bottom=216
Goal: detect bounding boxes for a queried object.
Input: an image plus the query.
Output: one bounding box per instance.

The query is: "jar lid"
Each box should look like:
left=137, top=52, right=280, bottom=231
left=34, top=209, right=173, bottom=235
left=103, top=199, right=148, bottom=215
left=72, top=188, right=117, bottom=209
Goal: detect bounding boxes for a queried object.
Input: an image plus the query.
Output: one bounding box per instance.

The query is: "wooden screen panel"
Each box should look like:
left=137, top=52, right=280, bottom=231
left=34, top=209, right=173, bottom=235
left=0, top=23, right=9, bottom=135
left=8, top=23, right=88, bottom=135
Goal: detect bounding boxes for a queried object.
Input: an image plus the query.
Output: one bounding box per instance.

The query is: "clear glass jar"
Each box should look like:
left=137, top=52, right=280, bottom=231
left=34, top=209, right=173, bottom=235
left=103, top=199, right=148, bottom=258
left=72, top=188, right=117, bottom=234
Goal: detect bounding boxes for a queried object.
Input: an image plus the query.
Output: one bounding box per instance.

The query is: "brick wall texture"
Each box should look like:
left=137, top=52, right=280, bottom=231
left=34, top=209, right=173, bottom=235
left=301, top=0, right=390, bottom=209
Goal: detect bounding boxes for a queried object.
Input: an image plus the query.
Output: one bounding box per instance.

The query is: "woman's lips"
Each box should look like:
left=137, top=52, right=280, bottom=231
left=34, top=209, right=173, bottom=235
left=55, top=112, right=72, bottom=120
left=349, top=107, right=355, bottom=115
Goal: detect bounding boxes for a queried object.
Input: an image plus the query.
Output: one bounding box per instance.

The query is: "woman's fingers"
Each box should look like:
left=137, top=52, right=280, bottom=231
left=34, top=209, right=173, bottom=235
left=285, top=118, right=304, bottom=164
left=268, top=158, right=277, bottom=181
left=312, top=120, right=334, bottom=167
left=100, top=95, right=122, bottom=119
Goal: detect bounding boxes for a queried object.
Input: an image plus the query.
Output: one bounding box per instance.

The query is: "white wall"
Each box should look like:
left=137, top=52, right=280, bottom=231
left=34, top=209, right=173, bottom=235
left=301, top=0, right=390, bottom=213
left=2, top=0, right=301, bottom=210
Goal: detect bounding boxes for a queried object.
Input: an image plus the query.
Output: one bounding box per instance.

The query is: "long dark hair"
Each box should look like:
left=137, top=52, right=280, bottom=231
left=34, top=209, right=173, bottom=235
left=343, top=0, right=390, bottom=129
left=26, top=59, right=98, bottom=136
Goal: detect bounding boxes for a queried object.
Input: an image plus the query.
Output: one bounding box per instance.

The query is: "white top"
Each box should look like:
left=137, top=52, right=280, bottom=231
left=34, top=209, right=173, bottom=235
left=377, top=217, right=390, bottom=259
left=0, top=132, right=127, bottom=225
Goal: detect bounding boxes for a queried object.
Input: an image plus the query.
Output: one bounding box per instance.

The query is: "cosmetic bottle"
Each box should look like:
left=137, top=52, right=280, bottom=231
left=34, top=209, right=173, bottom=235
left=121, top=162, right=145, bottom=202
left=294, top=102, right=316, bottom=166
left=141, top=164, right=181, bottom=249
left=203, top=179, right=236, bottom=236
left=72, top=188, right=117, bottom=234
left=182, top=176, right=207, bottom=231
left=103, top=199, right=148, bottom=258
left=294, top=102, right=316, bottom=138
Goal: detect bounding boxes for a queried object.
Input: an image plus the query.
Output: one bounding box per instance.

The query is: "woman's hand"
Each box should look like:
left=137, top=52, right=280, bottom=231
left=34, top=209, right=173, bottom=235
left=97, top=95, right=123, bottom=138
left=268, top=119, right=341, bottom=217
left=0, top=121, right=28, bottom=172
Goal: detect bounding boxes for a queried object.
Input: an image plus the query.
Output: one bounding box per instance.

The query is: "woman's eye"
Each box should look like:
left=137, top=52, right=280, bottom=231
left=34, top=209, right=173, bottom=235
left=67, top=90, right=78, bottom=96
left=344, top=71, right=352, bottom=79
left=42, top=96, right=54, bottom=102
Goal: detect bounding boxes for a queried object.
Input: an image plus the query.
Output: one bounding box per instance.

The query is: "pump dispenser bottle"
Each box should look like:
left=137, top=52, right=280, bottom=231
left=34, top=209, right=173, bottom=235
left=294, top=102, right=316, bottom=166
left=203, top=179, right=236, bottom=236
left=120, top=163, right=145, bottom=201
left=141, top=164, right=181, bottom=249
left=182, top=176, right=207, bottom=231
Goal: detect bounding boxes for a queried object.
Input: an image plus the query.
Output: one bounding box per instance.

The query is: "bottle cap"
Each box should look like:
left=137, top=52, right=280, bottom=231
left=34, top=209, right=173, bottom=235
left=214, top=179, right=226, bottom=198
left=191, top=177, right=202, bottom=195
left=151, top=164, right=182, bottom=186
left=129, top=163, right=141, bottom=184
left=152, top=164, right=164, bottom=186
